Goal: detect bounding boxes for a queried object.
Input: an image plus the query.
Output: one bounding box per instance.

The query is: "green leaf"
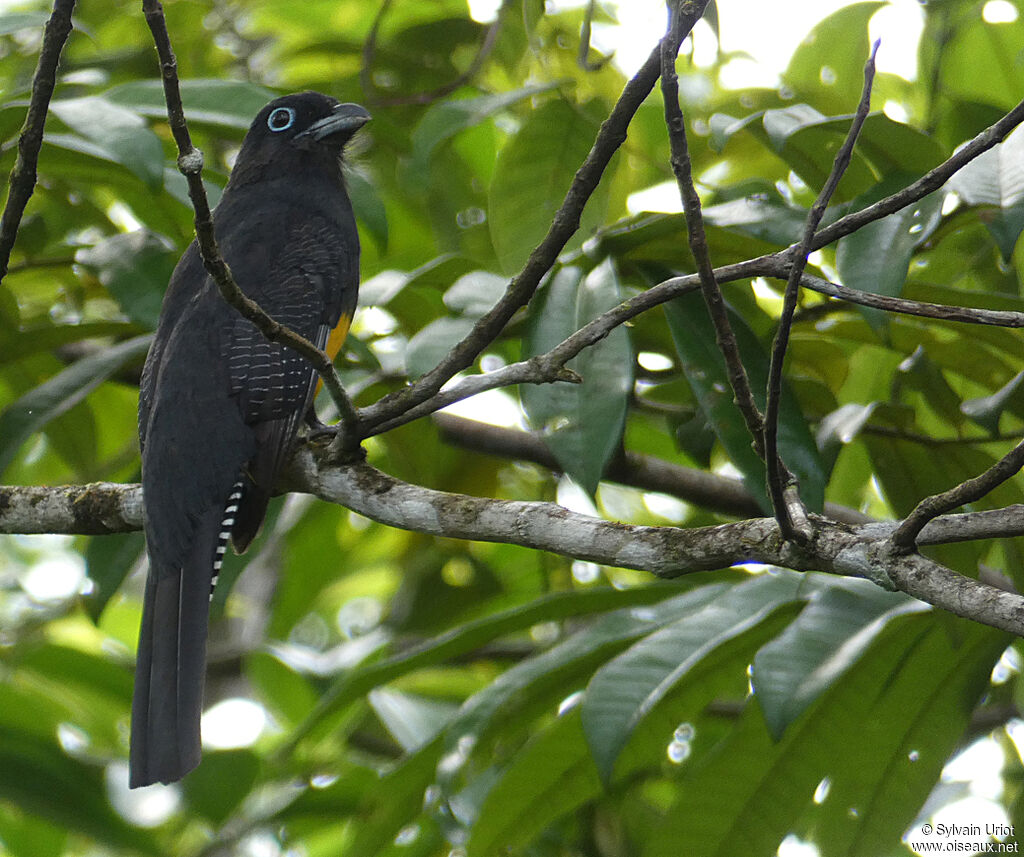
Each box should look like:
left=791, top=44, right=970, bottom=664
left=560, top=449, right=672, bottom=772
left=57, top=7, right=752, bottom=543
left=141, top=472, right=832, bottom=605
left=443, top=270, right=507, bottom=317
left=76, top=231, right=178, bottom=329
left=0, top=727, right=158, bottom=855
left=345, top=737, right=445, bottom=857
left=489, top=97, right=611, bottom=274
left=782, top=2, right=886, bottom=116
left=816, top=401, right=877, bottom=472
left=752, top=577, right=922, bottom=739
left=0, top=334, right=152, bottom=476
left=438, top=585, right=730, bottom=787
left=947, top=123, right=1024, bottom=260
left=961, top=370, right=1024, bottom=434
left=466, top=708, right=601, bottom=857
left=0, top=11, right=50, bottom=34
left=894, top=345, right=965, bottom=429
left=346, top=168, right=389, bottom=252
left=701, top=190, right=807, bottom=246
left=294, top=583, right=687, bottom=747
left=712, top=109, right=943, bottom=200
left=521, top=261, right=632, bottom=495
left=0, top=804, right=67, bottom=857
left=49, top=97, right=165, bottom=189
left=0, top=321, right=139, bottom=367
left=182, top=749, right=261, bottom=827
left=368, top=688, right=457, bottom=752
left=105, top=79, right=276, bottom=130
left=939, top=9, right=1024, bottom=112
left=836, top=178, right=943, bottom=334
left=643, top=615, right=1007, bottom=857
left=84, top=531, right=145, bottom=622
left=581, top=573, right=806, bottom=783
left=665, top=291, right=826, bottom=512
left=246, top=650, right=320, bottom=729
left=411, top=84, right=559, bottom=163
left=405, top=316, right=475, bottom=379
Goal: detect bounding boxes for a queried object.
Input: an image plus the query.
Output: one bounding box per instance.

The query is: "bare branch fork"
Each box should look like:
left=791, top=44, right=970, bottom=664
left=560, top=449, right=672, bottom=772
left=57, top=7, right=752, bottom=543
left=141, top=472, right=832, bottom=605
left=763, top=40, right=879, bottom=539
left=141, top=0, right=360, bottom=441
left=660, top=1, right=766, bottom=460
left=9, top=2, right=1024, bottom=640
left=356, top=0, right=713, bottom=435
left=5, top=465, right=1024, bottom=636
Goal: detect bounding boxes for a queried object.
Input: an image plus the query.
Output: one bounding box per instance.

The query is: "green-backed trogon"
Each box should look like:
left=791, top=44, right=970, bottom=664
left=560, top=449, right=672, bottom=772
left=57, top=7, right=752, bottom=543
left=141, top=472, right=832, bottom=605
left=132, top=92, right=369, bottom=788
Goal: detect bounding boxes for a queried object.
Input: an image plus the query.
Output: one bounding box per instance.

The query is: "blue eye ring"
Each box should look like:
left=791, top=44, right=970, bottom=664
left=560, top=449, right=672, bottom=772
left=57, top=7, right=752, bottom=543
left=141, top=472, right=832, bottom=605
left=267, top=107, right=296, bottom=132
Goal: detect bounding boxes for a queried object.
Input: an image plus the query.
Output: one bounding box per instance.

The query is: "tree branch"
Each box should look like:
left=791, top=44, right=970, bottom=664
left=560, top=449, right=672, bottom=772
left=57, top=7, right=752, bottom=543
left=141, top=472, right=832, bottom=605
left=763, top=40, right=878, bottom=539
left=141, top=0, right=360, bottom=442
left=7, top=457, right=1021, bottom=635
left=891, top=439, right=1024, bottom=553
left=357, top=1, right=712, bottom=435
left=810, top=94, right=1024, bottom=251
left=432, top=412, right=872, bottom=525
left=660, top=0, right=765, bottom=460
left=0, top=0, right=76, bottom=284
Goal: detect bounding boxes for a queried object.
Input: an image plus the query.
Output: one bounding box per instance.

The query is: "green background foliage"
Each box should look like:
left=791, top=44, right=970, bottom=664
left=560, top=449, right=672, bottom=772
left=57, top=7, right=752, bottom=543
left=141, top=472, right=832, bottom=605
left=2, top=1, right=1024, bottom=855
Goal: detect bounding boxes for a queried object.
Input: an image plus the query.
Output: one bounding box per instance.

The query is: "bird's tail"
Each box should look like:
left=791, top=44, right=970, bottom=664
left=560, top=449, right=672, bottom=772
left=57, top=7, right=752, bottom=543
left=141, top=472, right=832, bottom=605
left=129, top=493, right=235, bottom=788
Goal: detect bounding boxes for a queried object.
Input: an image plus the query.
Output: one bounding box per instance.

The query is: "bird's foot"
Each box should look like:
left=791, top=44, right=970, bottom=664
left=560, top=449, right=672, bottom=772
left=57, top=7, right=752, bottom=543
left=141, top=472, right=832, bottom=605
left=304, top=413, right=339, bottom=441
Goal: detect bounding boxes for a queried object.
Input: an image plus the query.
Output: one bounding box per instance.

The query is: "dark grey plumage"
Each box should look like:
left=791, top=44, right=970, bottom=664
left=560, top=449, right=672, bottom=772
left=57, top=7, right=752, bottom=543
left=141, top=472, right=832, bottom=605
left=132, top=92, right=368, bottom=787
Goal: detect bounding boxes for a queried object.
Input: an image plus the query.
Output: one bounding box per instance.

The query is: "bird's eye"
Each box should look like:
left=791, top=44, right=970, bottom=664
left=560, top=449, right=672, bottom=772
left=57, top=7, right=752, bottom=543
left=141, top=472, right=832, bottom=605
left=267, top=107, right=296, bottom=132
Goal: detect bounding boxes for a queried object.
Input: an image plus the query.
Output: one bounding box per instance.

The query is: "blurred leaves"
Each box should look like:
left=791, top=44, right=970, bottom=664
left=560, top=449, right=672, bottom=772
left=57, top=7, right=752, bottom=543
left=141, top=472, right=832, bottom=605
left=1, top=1, right=1023, bottom=856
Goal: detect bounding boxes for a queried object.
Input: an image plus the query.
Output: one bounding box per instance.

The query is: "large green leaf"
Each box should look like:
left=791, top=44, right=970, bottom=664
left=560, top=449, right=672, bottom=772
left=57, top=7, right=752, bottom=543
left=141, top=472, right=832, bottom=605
left=466, top=708, right=601, bottom=857
left=76, top=231, right=178, bottom=329
left=642, top=614, right=1008, bottom=857
left=835, top=178, right=944, bottom=334
left=782, top=3, right=886, bottom=116
left=752, top=577, right=922, bottom=739
left=411, top=84, right=558, bottom=164
left=104, top=79, right=276, bottom=130
left=488, top=97, right=611, bottom=274
left=83, top=531, right=146, bottom=622
left=0, top=727, right=159, bottom=855
left=711, top=108, right=943, bottom=200
left=292, top=583, right=690, bottom=747
left=665, top=291, right=827, bottom=512
left=48, top=97, right=165, bottom=189
left=581, top=573, right=805, bottom=783
left=947, top=123, right=1024, bottom=260
left=0, top=334, right=152, bottom=476
left=437, top=585, right=731, bottom=788
left=521, top=261, right=632, bottom=495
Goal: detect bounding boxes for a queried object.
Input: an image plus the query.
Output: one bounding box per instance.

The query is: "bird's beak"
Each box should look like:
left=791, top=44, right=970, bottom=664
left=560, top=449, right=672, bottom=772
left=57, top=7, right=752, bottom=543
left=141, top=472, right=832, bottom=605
left=300, top=103, right=371, bottom=142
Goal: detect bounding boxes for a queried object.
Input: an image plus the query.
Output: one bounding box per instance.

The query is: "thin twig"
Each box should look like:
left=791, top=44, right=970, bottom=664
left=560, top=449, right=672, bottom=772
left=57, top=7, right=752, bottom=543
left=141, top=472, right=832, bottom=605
left=357, top=1, right=711, bottom=436
left=891, top=439, right=1024, bottom=553
left=811, top=94, right=1024, bottom=252
left=360, top=250, right=1024, bottom=444
left=0, top=0, right=76, bottom=284
left=763, top=41, right=879, bottom=539
left=659, top=1, right=765, bottom=460
left=578, top=0, right=612, bottom=71
left=360, top=0, right=510, bottom=107
left=797, top=272, right=1024, bottom=327
left=141, top=0, right=360, bottom=442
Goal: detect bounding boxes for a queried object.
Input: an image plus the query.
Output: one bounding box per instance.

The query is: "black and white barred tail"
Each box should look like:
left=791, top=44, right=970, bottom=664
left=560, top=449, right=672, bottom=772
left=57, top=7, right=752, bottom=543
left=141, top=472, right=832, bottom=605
left=211, top=479, right=245, bottom=599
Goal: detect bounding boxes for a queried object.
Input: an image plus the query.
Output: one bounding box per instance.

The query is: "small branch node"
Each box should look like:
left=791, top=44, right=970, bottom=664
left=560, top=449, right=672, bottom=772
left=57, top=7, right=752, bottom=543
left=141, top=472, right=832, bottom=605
left=177, top=149, right=204, bottom=174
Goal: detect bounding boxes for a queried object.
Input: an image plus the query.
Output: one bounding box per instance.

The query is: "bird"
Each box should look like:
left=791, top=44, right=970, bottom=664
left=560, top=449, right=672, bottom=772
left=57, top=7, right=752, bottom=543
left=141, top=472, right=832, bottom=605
left=131, top=91, right=370, bottom=788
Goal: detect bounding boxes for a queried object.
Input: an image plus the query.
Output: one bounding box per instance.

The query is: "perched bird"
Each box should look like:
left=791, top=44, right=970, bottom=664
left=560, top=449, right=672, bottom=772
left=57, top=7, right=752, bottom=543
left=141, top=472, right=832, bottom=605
left=132, top=92, right=369, bottom=787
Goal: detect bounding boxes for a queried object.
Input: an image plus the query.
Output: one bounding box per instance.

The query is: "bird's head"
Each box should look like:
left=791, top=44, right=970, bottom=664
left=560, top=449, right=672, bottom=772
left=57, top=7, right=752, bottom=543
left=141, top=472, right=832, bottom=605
left=227, top=92, right=371, bottom=187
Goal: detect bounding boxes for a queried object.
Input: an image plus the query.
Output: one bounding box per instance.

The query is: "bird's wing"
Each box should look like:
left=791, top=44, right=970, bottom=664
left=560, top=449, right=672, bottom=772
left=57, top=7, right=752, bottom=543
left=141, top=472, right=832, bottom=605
left=222, top=214, right=358, bottom=551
